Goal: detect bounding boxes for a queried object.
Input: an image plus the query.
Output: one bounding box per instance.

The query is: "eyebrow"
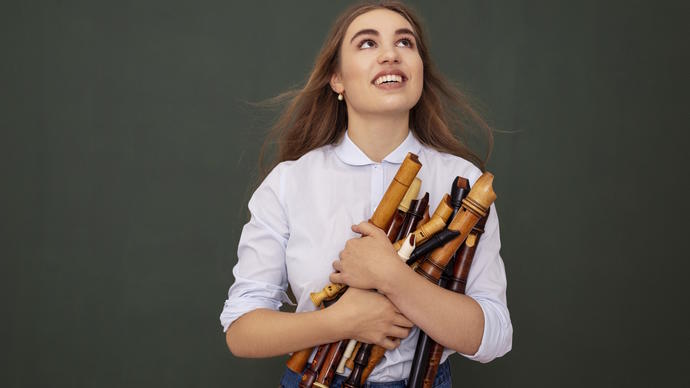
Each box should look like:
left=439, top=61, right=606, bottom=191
left=349, top=28, right=417, bottom=44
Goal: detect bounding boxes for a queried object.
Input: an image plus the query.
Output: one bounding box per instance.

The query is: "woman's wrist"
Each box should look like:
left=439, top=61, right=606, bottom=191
left=321, top=294, right=354, bottom=341
left=377, top=258, right=412, bottom=297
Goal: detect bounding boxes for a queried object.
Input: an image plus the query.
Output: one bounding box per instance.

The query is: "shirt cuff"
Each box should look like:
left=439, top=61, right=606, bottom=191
left=219, top=280, right=294, bottom=332
left=458, top=297, right=513, bottom=363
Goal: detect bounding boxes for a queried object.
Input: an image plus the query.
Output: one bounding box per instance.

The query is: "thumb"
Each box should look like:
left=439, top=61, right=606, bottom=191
left=351, top=221, right=382, bottom=237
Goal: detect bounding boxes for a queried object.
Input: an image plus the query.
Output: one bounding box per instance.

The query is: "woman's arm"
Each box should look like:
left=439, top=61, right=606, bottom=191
left=225, top=287, right=414, bottom=358
left=225, top=308, right=338, bottom=358
left=330, top=205, right=512, bottom=362
left=378, top=264, right=485, bottom=354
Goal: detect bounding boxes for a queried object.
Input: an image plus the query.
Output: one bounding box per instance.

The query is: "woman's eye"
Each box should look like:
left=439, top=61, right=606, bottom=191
left=397, top=38, right=414, bottom=48
left=359, top=39, right=375, bottom=49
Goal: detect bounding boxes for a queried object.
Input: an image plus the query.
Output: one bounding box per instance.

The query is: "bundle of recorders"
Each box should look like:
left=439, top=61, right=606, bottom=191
left=285, top=152, right=496, bottom=388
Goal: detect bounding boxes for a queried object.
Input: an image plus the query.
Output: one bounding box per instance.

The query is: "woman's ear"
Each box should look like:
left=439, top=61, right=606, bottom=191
left=330, top=72, right=344, bottom=94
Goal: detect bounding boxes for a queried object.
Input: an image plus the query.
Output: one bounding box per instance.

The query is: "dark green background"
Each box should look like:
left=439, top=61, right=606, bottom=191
left=3, top=0, right=688, bottom=387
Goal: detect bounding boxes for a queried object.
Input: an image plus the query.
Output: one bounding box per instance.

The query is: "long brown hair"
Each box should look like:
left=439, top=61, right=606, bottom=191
left=258, top=1, right=493, bottom=178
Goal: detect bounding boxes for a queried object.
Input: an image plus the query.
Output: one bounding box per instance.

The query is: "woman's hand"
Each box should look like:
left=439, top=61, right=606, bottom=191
left=330, top=287, right=413, bottom=350
left=329, top=221, right=407, bottom=292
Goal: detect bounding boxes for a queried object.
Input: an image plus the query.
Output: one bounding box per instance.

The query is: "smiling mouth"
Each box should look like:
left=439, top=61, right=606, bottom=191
left=373, top=74, right=406, bottom=85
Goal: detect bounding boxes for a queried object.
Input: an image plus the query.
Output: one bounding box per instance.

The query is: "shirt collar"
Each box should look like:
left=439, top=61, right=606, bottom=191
left=333, top=130, right=423, bottom=166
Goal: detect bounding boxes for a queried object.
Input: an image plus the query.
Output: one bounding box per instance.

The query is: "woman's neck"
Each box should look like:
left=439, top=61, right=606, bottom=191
left=347, top=113, right=410, bottom=163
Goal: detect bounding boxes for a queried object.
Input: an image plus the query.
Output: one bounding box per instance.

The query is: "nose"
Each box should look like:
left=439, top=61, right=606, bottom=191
left=377, top=45, right=400, bottom=64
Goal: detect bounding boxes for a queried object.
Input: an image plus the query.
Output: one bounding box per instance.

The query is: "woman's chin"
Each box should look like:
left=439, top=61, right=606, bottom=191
left=374, top=102, right=416, bottom=115
left=347, top=96, right=417, bottom=117
left=362, top=98, right=415, bottom=114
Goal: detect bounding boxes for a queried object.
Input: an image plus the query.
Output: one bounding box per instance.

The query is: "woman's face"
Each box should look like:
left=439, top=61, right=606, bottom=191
left=332, top=9, right=424, bottom=117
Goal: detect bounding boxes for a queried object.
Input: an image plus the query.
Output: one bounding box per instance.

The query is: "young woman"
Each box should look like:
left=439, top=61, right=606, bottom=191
left=220, top=2, right=512, bottom=386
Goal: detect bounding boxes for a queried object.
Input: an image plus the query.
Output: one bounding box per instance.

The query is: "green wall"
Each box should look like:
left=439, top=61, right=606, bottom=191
left=2, top=1, right=688, bottom=386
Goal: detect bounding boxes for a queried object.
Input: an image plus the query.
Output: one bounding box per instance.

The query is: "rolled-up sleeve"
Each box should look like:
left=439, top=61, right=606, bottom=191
left=220, top=165, right=295, bottom=332
left=459, top=203, right=513, bottom=362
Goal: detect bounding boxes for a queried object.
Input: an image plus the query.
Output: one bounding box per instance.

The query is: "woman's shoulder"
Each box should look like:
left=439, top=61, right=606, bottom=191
left=260, top=144, right=337, bottom=188
left=418, top=144, right=483, bottom=185
left=293, top=144, right=335, bottom=167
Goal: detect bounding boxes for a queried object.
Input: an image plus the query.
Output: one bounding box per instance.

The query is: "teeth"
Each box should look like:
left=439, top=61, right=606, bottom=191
left=374, top=74, right=403, bottom=85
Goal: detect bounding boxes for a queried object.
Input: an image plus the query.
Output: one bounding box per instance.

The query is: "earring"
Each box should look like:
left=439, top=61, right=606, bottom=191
left=337, top=93, right=343, bottom=101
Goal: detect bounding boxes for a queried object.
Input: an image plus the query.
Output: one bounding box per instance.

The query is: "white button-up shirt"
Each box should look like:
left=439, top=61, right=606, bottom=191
left=220, top=130, right=512, bottom=382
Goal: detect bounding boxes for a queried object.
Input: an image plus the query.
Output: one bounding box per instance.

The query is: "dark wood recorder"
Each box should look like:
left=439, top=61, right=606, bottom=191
left=422, top=213, right=488, bottom=388
left=407, top=176, right=470, bottom=388
left=408, top=213, right=488, bottom=388
left=405, top=173, right=494, bottom=387
left=299, top=296, right=341, bottom=387
left=395, top=192, right=429, bottom=242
